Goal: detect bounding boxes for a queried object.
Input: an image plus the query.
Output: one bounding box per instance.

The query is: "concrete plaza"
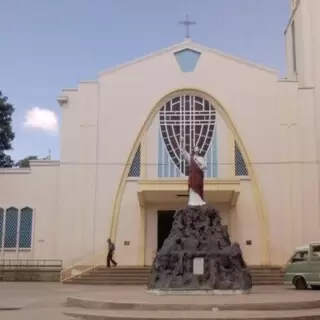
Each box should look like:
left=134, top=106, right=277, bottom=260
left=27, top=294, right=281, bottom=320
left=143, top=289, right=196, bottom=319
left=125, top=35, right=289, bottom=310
left=1, top=283, right=320, bottom=319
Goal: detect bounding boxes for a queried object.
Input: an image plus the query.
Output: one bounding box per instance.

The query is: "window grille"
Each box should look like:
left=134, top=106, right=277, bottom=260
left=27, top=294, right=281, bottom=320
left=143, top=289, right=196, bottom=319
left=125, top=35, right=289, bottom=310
left=0, top=207, right=33, bottom=250
left=159, top=94, right=216, bottom=176
left=235, top=141, right=248, bottom=176
left=5, top=207, right=18, bottom=248
left=0, top=208, right=3, bottom=247
left=19, top=207, right=33, bottom=248
left=128, top=144, right=141, bottom=177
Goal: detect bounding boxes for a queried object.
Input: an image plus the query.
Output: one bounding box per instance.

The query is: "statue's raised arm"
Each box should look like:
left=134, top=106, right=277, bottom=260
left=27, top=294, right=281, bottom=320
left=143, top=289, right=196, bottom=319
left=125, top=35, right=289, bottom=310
left=194, top=152, right=207, bottom=171
left=179, top=138, right=207, bottom=206
left=179, top=138, right=191, bottom=164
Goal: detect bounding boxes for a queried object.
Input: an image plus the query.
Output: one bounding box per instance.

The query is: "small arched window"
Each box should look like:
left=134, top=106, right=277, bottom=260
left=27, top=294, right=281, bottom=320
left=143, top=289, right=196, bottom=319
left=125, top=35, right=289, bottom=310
left=4, top=207, right=19, bottom=248
left=0, top=207, right=33, bottom=250
left=235, top=141, right=248, bottom=176
left=128, top=144, right=141, bottom=177
left=19, top=207, right=33, bottom=248
left=0, top=208, right=4, bottom=247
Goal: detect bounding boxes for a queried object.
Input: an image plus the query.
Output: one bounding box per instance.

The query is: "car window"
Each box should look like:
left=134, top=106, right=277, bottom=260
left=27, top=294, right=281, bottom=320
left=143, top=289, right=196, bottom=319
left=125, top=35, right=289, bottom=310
left=291, top=250, right=308, bottom=263
left=310, top=245, right=320, bottom=260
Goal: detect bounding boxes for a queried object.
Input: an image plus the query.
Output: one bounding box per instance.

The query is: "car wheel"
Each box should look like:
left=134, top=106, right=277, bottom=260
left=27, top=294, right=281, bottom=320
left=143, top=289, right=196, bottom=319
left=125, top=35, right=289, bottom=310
left=294, top=277, right=308, bottom=290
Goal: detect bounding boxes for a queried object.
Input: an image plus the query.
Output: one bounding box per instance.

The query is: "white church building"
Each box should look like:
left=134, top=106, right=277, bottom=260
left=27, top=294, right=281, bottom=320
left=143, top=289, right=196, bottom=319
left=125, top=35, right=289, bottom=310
left=0, top=0, right=319, bottom=271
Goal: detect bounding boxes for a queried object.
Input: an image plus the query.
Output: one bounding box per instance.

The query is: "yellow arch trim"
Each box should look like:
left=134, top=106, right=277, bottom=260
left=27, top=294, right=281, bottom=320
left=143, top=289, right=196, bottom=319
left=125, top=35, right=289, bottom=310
left=109, top=88, right=270, bottom=265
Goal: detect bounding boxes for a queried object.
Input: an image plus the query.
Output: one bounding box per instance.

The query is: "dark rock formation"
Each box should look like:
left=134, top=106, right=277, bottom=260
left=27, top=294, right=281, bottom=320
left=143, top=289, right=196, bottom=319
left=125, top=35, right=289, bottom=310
left=148, top=205, right=252, bottom=291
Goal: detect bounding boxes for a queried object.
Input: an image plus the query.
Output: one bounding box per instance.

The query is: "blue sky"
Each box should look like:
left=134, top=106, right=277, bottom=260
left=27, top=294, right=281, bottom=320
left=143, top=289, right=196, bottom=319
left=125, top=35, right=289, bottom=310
left=0, top=0, right=290, bottom=161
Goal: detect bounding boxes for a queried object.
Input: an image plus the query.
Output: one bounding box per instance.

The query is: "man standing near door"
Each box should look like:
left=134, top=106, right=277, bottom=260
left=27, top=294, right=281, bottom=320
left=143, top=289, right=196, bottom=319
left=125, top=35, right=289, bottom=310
left=107, top=238, right=117, bottom=267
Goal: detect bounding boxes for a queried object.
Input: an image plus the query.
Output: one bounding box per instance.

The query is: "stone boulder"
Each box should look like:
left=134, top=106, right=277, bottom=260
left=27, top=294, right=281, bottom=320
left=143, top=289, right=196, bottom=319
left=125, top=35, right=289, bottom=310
left=147, top=205, right=252, bottom=291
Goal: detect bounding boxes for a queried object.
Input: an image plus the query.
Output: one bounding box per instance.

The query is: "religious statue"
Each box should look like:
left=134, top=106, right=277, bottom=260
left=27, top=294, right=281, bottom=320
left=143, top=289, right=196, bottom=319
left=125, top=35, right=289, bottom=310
left=147, top=137, right=252, bottom=292
left=180, top=138, right=207, bottom=206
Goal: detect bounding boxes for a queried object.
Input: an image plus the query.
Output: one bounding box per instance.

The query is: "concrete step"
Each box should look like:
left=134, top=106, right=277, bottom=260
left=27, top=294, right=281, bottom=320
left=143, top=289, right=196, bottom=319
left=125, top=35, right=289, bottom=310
left=63, top=279, right=283, bottom=286
left=78, top=271, right=283, bottom=276
left=74, top=279, right=284, bottom=284
left=90, top=273, right=283, bottom=278
left=77, top=276, right=149, bottom=281
left=251, top=272, right=283, bottom=275
left=89, top=271, right=283, bottom=276
left=89, top=274, right=282, bottom=278
left=64, top=266, right=284, bottom=286
left=63, top=307, right=320, bottom=319
left=94, top=266, right=283, bottom=271
left=91, top=272, right=151, bottom=276
left=80, top=273, right=284, bottom=278
left=64, top=280, right=148, bottom=285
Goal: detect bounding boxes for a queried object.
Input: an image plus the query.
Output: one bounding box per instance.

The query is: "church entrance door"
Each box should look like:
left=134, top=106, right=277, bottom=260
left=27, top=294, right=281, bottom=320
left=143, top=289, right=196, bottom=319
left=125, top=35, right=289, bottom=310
left=157, top=210, right=175, bottom=250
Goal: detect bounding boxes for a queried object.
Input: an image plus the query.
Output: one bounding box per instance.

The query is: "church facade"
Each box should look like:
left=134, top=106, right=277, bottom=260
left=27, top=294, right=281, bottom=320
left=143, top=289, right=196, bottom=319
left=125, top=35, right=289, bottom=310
left=1, top=0, right=320, bottom=271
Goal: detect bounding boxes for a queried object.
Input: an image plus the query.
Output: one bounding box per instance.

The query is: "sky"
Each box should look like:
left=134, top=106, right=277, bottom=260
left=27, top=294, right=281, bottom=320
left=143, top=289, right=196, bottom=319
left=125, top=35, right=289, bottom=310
left=0, top=0, right=290, bottom=161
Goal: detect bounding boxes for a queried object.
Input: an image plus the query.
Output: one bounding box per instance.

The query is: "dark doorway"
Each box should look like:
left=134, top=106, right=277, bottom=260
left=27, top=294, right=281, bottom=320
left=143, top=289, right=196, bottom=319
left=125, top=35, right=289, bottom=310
left=157, top=210, right=175, bottom=250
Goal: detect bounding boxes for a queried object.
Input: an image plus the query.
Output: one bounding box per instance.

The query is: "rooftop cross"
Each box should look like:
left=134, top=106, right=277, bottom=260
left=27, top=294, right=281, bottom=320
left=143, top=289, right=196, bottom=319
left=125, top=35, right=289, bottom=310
left=179, top=14, right=196, bottom=39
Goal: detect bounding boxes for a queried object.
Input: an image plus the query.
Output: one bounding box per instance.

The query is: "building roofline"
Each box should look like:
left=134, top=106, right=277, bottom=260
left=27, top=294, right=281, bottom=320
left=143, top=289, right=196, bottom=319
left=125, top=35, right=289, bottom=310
left=30, top=160, right=60, bottom=167
left=284, top=0, right=300, bottom=34
left=99, top=38, right=278, bottom=76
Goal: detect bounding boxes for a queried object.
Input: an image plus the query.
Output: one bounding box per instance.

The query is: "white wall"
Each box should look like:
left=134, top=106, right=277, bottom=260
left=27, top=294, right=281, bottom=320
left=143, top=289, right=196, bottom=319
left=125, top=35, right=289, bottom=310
left=8, top=12, right=318, bottom=268
left=2, top=2, right=320, bottom=268
left=0, top=161, right=59, bottom=260
left=56, top=40, right=302, bottom=266
left=283, top=0, right=320, bottom=255
left=116, top=181, right=141, bottom=266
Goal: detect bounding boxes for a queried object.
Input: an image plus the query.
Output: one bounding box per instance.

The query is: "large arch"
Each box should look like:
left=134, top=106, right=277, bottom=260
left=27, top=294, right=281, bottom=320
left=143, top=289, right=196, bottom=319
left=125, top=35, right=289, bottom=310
left=109, top=88, right=270, bottom=265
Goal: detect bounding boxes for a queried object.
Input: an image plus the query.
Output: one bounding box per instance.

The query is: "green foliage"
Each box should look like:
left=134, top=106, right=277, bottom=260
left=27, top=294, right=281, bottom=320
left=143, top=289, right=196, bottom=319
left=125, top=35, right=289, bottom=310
left=15, top=155, right=39, bottom=168
left=0, top=91, right=15, bottom=167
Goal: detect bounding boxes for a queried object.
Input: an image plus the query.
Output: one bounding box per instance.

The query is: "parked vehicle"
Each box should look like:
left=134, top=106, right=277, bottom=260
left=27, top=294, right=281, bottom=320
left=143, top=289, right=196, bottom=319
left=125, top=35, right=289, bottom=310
left=284, top=242, right=320, bottom=290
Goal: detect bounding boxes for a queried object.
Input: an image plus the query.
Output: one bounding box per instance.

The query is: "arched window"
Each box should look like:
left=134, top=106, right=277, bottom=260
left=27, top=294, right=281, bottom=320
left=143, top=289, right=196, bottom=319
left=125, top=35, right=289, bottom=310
left=0, top=207, right=33, bottom=250
left=235, top=141, right=248, bottom=176
left=128, top=144, right=141, bottom=177
left=19, top=207, right=33, bottom=248
left=4, top=207, right=19, bottom=248
left=159, top=94, right=216, bottom=176
left=0, top=208, right=3, bottom=247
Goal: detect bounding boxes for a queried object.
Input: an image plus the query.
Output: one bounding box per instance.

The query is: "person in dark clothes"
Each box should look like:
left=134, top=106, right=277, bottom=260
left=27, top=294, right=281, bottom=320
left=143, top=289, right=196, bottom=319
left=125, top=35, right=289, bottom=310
left=107, top=238, right=117, bottom=267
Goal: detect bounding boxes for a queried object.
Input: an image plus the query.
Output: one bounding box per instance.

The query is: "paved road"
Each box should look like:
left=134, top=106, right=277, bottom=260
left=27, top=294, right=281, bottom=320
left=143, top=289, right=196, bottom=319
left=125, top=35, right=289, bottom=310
left=0, top=283, right=320, bottom=320
left=0, top=282, right=104, bottom=319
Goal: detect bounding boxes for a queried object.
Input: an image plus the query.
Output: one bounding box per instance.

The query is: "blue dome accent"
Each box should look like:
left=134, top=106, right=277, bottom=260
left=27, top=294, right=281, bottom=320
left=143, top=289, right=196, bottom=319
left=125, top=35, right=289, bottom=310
left=174, top=48, right=201, bottom=72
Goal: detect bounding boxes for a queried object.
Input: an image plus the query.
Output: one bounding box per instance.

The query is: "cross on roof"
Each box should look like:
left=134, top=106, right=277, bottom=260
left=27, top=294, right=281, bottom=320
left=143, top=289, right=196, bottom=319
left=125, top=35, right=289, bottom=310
left=179, top=14, right=196, bottom=39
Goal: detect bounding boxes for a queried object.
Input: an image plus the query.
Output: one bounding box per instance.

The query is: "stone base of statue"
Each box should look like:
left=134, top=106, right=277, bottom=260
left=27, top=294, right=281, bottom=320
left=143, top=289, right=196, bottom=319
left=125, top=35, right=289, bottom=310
left=147, top=204, right=252, bottom=292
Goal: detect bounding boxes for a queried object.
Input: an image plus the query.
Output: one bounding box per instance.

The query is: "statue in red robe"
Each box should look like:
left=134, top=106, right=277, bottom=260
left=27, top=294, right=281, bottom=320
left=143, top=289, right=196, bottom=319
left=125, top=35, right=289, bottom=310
left=180, top=142, right=207, bottom=206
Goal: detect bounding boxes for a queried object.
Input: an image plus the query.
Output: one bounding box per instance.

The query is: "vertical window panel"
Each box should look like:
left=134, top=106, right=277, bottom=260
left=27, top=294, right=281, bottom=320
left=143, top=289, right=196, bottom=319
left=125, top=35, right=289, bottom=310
left=128, top=144, right=141, bottom=177
left=0, top=208, right=3, bottom=248
left=19, top=207, right=33, bottom=248
left=235, top=141, right=248, bottom=176
left=4, top=207, right=18, bottom=248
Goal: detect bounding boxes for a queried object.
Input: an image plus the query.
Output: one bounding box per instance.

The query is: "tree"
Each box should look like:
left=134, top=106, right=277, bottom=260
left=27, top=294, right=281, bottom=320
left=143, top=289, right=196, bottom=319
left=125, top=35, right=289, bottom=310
left=15, top=156, right=39, bottom=168
left=0, top=91, right=15, bottom=167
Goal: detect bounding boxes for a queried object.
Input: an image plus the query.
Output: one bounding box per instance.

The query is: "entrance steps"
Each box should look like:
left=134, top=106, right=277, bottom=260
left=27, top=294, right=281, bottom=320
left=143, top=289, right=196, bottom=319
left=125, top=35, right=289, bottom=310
left=63, top=266, right=284, bottom=286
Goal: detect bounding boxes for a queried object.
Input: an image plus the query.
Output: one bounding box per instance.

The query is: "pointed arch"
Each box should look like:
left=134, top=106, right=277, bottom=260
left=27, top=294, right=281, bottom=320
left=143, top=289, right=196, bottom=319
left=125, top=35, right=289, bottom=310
left=19, top=207, right=33, bottom=248
left=5, top=207, right=19, bottom=248
left=109, top=88, right=270, bottom=265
